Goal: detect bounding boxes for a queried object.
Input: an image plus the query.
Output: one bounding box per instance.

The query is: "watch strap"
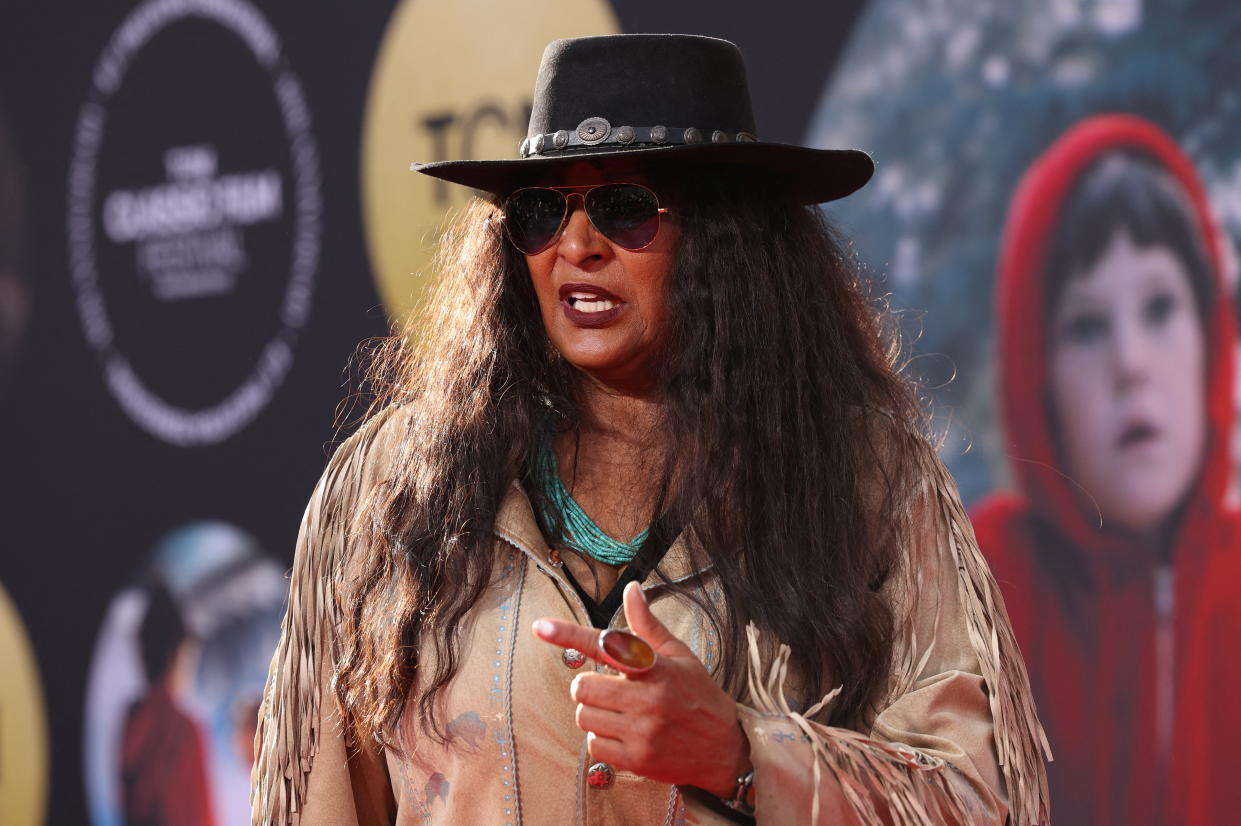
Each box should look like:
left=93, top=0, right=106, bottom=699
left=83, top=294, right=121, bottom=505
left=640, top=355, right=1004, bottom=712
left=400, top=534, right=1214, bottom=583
left=722, top=768, right=756, bottom=816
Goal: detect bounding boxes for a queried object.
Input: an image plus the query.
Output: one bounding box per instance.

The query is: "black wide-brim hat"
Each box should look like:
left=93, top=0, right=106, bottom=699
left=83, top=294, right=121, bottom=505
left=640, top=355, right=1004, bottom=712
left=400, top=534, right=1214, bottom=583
left=411, top=34, right=874, bottom=205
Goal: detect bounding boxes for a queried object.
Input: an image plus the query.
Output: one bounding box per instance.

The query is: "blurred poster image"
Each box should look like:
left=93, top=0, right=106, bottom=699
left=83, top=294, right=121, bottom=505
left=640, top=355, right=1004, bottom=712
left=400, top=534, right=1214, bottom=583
left=85, top=523, right=285, bottom=826
left=812, top=2, right=1241, bottom=823
left=975, top=115, right=1236, bottom=825
left=361, top=0, right=617, bottom=324
left=0, top=580, right=50, bottom=826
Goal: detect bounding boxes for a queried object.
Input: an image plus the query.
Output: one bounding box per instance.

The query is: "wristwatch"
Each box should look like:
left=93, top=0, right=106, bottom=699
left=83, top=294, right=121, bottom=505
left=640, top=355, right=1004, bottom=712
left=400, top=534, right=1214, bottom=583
left=722, top=768, right=756, bottom=816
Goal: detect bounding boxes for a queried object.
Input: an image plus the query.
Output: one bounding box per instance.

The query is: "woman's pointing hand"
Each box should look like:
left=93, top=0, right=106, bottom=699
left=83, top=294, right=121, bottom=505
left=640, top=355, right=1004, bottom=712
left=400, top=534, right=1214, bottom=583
left=532, top=581, right=752, bottom=798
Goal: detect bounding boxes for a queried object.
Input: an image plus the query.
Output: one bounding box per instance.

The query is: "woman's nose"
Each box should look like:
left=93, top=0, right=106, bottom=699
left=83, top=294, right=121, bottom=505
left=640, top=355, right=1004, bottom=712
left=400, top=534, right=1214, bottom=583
left=556, top=194, right=610, bottom=264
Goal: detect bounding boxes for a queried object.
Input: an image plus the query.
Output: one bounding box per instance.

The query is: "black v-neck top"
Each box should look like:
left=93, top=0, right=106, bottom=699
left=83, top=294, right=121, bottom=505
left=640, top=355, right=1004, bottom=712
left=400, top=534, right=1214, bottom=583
left=557, top=523, right=674, bottom=628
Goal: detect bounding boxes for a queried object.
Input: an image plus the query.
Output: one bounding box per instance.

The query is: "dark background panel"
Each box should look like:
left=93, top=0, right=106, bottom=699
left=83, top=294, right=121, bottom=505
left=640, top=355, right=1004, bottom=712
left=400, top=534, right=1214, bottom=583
left=613, top=1, right=864, bottom=144
left=0, top=2, right=864, bottom=823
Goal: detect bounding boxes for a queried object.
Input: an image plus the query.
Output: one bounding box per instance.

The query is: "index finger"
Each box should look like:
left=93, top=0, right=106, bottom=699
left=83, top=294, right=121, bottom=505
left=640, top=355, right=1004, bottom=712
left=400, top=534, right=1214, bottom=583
left=532, top=618, right=604, bottom=663
left=532, top=619, right=657, bottom=676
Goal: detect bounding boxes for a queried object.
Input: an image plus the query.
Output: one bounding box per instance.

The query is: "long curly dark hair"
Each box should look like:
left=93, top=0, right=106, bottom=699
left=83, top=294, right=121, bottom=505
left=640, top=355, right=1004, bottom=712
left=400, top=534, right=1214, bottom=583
left=334, top=163, right=933, bottom=748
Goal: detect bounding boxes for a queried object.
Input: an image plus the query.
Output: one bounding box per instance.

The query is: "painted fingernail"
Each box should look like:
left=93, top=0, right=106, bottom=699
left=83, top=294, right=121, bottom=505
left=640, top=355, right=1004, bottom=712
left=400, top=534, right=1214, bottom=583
left=600, top=629, right=656, bottom=670
left=533, top=619, right=555, bottom=637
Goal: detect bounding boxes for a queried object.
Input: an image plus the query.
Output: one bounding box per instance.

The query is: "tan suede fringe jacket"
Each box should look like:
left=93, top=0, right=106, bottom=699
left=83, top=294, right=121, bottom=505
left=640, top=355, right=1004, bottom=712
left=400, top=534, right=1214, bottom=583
left=251, top=406, right=1052, bottom=825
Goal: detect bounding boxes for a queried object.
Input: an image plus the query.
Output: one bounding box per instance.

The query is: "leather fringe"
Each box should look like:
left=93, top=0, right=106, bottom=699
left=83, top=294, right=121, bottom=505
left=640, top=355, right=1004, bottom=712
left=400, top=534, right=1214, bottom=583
left=743, top=424, right=1051, bottom=825
left=906, top=431, right=1053, bottom=825
left=250, top=418, right=388, bottom=826
left=746, top=623, right=975, bottom=824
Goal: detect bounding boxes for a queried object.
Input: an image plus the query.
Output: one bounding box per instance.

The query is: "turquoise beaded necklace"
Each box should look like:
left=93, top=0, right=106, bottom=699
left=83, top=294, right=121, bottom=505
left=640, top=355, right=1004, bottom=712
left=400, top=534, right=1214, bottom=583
left=530, top=422, right=650, bottom=566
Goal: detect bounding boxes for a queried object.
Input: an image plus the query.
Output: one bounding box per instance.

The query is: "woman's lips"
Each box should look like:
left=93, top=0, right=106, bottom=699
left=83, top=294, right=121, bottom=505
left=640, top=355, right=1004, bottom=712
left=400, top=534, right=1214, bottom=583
left=559, top=283, right=626, bottom=328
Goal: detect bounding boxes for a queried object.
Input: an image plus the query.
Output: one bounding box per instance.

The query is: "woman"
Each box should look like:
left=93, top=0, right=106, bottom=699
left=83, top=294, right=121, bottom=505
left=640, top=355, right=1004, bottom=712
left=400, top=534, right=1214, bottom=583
left=971, top=114, right=1239, bottom=824
left=252, top=34, right=1050, bottom=825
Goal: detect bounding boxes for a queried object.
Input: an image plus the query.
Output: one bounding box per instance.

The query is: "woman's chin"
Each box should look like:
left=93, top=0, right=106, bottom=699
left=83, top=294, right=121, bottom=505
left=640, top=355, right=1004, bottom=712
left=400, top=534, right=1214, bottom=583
left=559, top=347, right=657, bottom=392
left=554, top=329, right=625, bottom=365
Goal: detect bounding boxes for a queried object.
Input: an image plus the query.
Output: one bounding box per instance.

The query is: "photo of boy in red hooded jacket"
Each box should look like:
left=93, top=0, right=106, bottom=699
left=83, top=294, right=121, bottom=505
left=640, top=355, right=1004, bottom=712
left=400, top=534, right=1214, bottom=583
left=970, top=113, right=1241, bottom=825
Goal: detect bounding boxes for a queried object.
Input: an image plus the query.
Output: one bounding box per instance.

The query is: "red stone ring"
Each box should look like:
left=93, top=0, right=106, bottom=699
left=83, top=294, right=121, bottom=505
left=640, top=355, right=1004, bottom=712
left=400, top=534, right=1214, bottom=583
left=598, top=628, right=658, bottom=675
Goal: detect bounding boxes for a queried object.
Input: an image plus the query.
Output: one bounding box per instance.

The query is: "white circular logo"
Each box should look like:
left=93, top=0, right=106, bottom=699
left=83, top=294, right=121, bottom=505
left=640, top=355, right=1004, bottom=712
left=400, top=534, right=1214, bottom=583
left=67, top=0, right=322, bottom=446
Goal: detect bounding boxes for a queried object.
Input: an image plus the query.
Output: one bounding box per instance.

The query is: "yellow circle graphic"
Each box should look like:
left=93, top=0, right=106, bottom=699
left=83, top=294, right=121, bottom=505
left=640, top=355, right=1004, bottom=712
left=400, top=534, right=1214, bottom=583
left=0, top=582, right=49, bottom=826
left=361, top=0, right=619, bottom=324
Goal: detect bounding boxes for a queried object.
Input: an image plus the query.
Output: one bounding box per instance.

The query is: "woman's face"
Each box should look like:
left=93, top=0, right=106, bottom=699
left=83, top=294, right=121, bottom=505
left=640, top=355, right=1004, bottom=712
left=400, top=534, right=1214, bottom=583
left=521, top=161, right=680, bottom=393
left=1047, top=226, right=1207, bottom=536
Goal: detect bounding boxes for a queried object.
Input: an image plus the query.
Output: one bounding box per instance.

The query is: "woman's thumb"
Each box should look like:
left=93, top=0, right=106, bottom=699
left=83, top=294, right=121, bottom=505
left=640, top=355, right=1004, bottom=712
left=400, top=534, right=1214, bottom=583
left=623, top=581, right=691, bottom=656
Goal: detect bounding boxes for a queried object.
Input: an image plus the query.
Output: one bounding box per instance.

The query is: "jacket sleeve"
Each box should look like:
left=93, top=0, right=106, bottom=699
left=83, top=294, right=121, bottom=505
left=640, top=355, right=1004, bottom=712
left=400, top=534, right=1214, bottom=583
left=250, top=410, right=402, bottom=826
left=689, top=428, right=1052, bottom=826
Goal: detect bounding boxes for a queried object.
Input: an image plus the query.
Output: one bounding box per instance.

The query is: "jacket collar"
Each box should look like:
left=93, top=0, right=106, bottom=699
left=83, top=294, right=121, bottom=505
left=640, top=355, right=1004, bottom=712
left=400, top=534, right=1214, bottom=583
left=492, top=479, right=711, bottom=587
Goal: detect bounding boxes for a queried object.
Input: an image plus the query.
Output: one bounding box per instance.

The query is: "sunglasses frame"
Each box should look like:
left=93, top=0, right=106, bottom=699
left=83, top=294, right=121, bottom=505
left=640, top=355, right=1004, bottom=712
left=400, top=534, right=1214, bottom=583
left=499, top=182, right=669, bottom=255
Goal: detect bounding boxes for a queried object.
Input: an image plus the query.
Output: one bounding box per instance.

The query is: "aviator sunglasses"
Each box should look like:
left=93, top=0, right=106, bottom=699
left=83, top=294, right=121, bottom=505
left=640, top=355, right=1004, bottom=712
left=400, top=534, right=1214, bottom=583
left=500, top=182, right=668, bottom=255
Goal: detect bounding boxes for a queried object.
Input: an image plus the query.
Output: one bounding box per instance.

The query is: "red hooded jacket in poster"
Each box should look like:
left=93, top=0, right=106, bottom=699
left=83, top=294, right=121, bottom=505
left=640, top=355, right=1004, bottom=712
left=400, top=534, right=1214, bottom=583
left=970, top=114, right=1241, bottom=825
left=120, top=680, right=217, bottom=826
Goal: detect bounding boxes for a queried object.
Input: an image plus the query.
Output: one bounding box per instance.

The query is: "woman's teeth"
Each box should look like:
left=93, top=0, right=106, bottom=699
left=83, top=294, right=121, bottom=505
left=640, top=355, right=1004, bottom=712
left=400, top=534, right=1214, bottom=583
left=568, top=294, right=616, bottom=312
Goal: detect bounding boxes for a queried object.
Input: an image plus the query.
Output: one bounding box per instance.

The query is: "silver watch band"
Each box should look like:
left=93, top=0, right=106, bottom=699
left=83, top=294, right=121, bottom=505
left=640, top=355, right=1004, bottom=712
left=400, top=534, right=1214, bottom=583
left=722, top=768, right=756, bottom=816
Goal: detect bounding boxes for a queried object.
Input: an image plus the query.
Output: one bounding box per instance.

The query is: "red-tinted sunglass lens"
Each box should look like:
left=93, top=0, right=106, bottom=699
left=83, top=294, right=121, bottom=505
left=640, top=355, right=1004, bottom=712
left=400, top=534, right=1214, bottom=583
left=504, top=188, right=568, bottom=253
left=586, top=184, right=661, bottom=250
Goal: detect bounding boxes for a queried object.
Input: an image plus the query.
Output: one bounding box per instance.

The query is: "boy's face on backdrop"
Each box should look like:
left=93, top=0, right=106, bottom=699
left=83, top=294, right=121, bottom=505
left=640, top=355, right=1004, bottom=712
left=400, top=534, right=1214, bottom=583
left=1048, top=226, right=1206, bottom=538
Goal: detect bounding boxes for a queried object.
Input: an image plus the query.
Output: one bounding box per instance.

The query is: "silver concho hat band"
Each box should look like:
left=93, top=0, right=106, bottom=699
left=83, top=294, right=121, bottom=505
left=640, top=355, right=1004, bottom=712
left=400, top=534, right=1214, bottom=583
left=520, top=116, right=759, bottom=158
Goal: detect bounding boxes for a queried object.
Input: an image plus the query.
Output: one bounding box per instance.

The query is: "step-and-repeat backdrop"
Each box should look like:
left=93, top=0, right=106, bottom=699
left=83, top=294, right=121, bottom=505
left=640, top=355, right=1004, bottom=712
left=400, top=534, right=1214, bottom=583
left=1, top=1, right=1237, bottom=824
